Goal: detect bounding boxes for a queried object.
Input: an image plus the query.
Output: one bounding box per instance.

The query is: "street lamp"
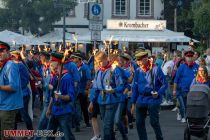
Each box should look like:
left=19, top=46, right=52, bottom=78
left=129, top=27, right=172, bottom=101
left=53, top=0, right=77, bottom=49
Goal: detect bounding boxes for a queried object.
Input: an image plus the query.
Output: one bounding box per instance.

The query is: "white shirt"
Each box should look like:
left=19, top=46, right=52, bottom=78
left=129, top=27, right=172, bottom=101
left=162, top=60, right=175, bottom=76
left=205, top=56, right=210, bottom=72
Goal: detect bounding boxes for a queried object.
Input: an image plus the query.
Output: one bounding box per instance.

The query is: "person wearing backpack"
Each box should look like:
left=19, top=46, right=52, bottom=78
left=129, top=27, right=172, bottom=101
left=131, top=51, right=167, bottom=140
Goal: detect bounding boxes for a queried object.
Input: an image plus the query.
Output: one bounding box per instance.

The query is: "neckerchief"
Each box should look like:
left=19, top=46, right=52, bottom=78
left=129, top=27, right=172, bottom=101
left=61, top=68, right=68, bottom=76
left=124, top=63, right=130, bottom=68
left=64, top=59, right=73, bottom=64
left=100, top=62, right=112, bottom=71
left=141, top=60, right=155, bottom=72
left=77, top=62, right=83, bottom=69
left=50, top=71, right=59, bottom=84
left=0, top=56, right=13, bottom=71
left=185, top=61, right=195, bottom=68
left=44, top=63, right=50, bottom=72
left=196, top=76, right=207, bottom=84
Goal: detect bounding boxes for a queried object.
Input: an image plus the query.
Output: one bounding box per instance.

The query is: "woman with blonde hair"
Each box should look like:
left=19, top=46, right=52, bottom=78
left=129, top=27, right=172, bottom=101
left=191, top=65, right=210, bottom=87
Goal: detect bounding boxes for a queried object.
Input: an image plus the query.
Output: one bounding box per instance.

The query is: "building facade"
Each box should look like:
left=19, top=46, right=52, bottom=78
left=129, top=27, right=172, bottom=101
left=54, top=0, right=164, bottom=35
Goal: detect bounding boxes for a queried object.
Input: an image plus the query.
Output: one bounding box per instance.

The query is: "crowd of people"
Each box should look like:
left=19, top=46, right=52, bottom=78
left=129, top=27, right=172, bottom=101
left=0, top=39, right=210, bottom=140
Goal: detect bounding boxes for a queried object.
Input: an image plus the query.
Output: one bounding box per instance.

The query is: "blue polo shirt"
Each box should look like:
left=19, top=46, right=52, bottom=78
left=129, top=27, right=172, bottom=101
left=52, top=73, right=75, bottom=116
left=174, top=63, right=199, bottom=95
left=18, top=63, right=30, bottom=97
left=78, top=63, right=91, bottom=93
left=64, top=61, right=80, bottom=82
left=0, top=60, right=23, bottom=110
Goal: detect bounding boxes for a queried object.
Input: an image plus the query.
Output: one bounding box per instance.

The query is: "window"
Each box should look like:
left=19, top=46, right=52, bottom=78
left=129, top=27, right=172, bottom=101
left=67, top=8, right=75, bottom=17
left=137, top=0, right=152, bottom=17
left=112, top=0, right=129, bottom=17
left=84, top=3, right=88, bottom=18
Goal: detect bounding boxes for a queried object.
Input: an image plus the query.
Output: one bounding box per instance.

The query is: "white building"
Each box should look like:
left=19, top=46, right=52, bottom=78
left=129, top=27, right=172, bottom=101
left=0, top=0, right=5, bottom=8
left=54, top=0, right=164, bottom=35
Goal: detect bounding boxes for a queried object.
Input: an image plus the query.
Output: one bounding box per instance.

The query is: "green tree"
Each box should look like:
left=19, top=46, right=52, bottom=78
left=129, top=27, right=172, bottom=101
left=192, top=0, right=210, bottom=48
left=163, top=0, right=175, bottom=31
left=177, top=0, right=194, bottom=37
left=0, top=0, right=77, bottom=35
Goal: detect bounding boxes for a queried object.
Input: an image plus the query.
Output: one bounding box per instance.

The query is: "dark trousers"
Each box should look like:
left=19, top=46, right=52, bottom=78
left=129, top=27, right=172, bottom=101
left=34, top=103, right=49, bottom=140
left=19, top=95, right=33, bottom=130
left=78, top=93, right=90, bottom=125
left=100, top=104, right=118, bottom=140
left=136, top=104, right=163, bottom=140
left=38, top=88, right=43, bottom=107
left=47, top=113, right=75, bottom=140
left=127, top=98, right=134, bottom=124
left=32, top=91, right=38, bottom=109
left=0, top=110, right=18, bottom=140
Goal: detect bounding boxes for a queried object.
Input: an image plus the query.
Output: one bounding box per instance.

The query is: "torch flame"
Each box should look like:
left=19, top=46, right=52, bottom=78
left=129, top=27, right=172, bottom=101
left=44, top=45, right=47, bottom=52
left=149, top=57, right=153, bottom=70
left=30, top=50, right=33, bottom=56
left=111, top=61, right=118, bottom=71
left=20, top=47, right=26, bottom=60
left=59, top=44, right=62, bottom=52
left=109, top=35, right=113, bottom=44
left=93, top=49, right=98, bottom=55
left=38, top=45, right=41, bottom=52
left=103, top=40, right=107, bottom=46
left=61, top=49, right=69, bottom=63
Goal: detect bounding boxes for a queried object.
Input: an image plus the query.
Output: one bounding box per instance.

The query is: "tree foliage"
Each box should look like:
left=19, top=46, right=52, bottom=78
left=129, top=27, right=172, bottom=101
left=0, top=0, right=77, bottom=35
left=162, top=0, right=175, bottom=31
left=164, top=0, right=210, bottom=47
left=193, top=0, right=210, bottom=39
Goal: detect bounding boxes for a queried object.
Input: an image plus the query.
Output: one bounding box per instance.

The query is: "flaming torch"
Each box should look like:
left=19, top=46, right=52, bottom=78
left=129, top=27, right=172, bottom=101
left=38, top=45, right=41, bottom=52
left=59, top=44, right=62, bottom=52
left=105, top=61, right=118, bottom=91
left=72, top=34, right=78, bottom=52
left=55, top=49, right=69, bottom=96
left=20, top=47, right=39, bottom=83
left=108, top=36, right=113, bottom=58
left=44, top=45, right=48, bottom=52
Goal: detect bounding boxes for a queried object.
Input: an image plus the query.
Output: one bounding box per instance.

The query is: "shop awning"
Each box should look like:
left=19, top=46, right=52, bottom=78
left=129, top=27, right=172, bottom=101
left=100, top=29, right=198, bottom=43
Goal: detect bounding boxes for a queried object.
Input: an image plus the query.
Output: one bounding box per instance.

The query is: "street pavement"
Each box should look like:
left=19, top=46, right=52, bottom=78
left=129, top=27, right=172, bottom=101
left=17, top=106, right=209, bottom=140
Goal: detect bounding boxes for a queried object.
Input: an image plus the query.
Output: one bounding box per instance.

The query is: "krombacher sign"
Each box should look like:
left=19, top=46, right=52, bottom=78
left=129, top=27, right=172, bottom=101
left=107, top=20, right=166, bottom=31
